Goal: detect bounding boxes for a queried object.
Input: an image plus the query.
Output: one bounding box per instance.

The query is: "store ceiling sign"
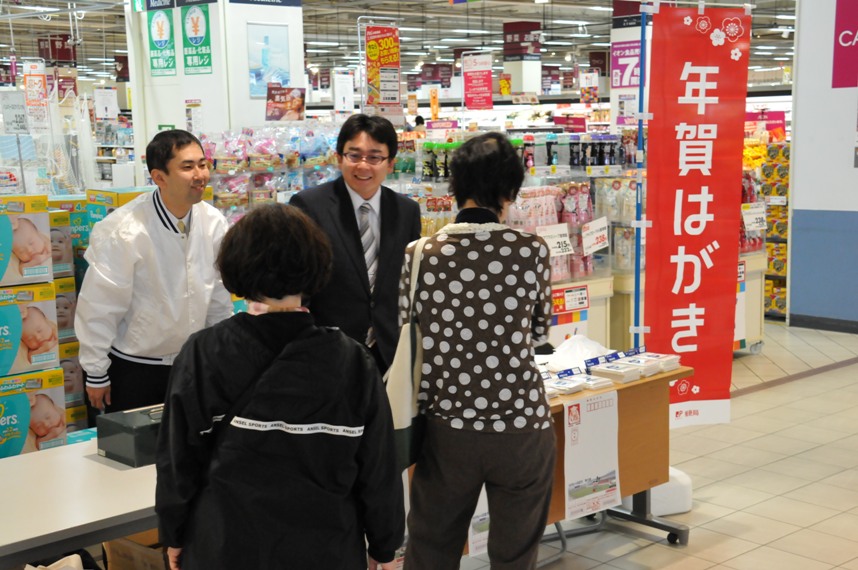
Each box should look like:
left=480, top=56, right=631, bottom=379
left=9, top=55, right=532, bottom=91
left=645, top=6, right=750, bottom=427
left=176, top=0, right=216, bottom=6
left=503, top=21, right=541, bottom=62
left=833, top=0, right=858, bottom=88
left=228, top=0, right=300, bottom=6
left=147, top=0, right=175, bottom=9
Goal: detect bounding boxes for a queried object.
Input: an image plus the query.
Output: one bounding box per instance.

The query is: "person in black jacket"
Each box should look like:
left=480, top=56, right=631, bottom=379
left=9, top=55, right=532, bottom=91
left=155, top=204, right=404, bottom=570
left=290, top=114, right=421, bottom=372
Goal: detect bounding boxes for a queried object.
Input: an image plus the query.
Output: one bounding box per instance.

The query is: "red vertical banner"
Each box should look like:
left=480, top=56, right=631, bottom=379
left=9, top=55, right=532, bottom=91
left=833, top=0, right=858, bottom=88
left=364, top=26, right=401, bottom=112
left=463, top=52, right=493, bottom=110
left=645, top=7, right=750, bottom=427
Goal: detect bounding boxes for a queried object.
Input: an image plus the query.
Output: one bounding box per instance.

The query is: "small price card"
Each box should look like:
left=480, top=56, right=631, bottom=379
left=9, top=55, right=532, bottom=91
left=537, top=223, right=574, bottom=257
left=741, top=202, right=767, bottom=231
left=581, top=216, right=609, bottom=256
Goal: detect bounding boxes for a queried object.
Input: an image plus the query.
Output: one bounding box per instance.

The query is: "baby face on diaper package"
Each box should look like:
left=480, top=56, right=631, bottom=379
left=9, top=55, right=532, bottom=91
left=0, top=195, right=53, bottom=287
left=0, top=282, right=60, bottom=377
left=0, top=368, right=66, bottom=458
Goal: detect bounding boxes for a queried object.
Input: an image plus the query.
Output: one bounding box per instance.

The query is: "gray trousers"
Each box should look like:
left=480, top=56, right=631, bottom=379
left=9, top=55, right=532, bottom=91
left=404, top=417, right=556, bottom=570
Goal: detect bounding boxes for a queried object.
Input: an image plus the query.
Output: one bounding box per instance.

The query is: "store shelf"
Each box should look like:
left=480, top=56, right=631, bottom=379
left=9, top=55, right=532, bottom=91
left=767, top=236, right=787, bottom=244
left=96, top=144, right=135, bottom=149
left=765, top=273, right=787, bottom=280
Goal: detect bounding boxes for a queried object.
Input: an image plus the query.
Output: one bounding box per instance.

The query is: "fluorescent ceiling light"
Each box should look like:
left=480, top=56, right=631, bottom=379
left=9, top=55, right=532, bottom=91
left=451, top=29, right=491, bottom=34
left=476, top=46, right=501, bottom=51
left=535, top=0, right=550, bottom=4
left=12, top=5, right=55, bottom=11
left=554, top=20, right=591, bottom=25
left=589, top=6, right=613, bottom=11
left=754, top=51, right=773, bottom=55
left=430, top=45, right=448, bottom=49
left=403, top=51, right=429, bottom=56
left=769, top=27, right=794, bottom=32
left=78, top=77, right=95, bottom=81
left=590, top=42, right=611, bottom=47
left=307, top=41, right=339, bottom=46
left=88, top=57, right=114, bottom=62
left=114, top=49, right=128, bottom=54
left=306, top=49, right=333, bottom=53
left=773, top=57, right=791, bottom=60
left=754, top=45, right=778, bottom=50
left=399, top=27, right=424, bottom=32
left=544, top=40, right=573, bottom=45
left=435, top=57, right=454, bottom=62
left=568, top=33, right=591, bottom=38
left=440, top=38, right=472, bottom=43
left=399, top=37, right=416, bottom=41
left=776, top=14, right=796, bottom=20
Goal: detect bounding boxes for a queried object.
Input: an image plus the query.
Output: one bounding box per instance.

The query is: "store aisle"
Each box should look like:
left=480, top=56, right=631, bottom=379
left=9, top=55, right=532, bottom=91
left=459, top=325, right=858, bottom=570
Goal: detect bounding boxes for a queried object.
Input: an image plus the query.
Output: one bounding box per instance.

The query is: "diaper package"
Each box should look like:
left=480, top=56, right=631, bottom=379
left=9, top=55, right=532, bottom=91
left=86, top=186, right=154, bottom=226
left=0, top=368, right=66, bottom=459
left=0, top=282, right=60, bottom=377
left=49, top=209, right=74, bottom=278
left=59, top=341, right=84, bottom=407
left=54, top=276, right=77, bottom=342
left=0, top=195, right=53, bottom=287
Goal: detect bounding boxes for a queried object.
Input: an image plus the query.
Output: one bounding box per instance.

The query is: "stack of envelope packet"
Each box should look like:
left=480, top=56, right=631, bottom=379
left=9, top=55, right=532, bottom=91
left=588, top=361, right=642, bottom=384
left=636, top=351, right=681, bottom=372
left=616, top=355, right=662, bottom=377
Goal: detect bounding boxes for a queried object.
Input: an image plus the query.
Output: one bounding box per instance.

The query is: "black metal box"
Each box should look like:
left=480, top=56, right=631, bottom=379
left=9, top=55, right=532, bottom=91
left=96, top=405, right=163, bottom=468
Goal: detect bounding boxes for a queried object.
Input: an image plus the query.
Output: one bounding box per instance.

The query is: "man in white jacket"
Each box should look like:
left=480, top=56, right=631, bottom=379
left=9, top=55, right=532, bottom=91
left=75, top=129, right=232, bottom=413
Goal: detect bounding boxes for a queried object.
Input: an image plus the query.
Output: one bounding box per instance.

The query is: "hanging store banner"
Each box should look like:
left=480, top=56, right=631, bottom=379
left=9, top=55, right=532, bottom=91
left=364, top=25, right=401, bottom=114
left=744, top=110, right=786, bottom=142
left=148, top=9, right=177, bottom=76
left=181, top=4, right=213, bottom=75
left=23, top=61, right=49, bottom=133
left=463, top=52, right=493, bottom=110
left=833, top=0, right=858, bottom=88
left=610, top=40, right=641, bottom=89
left=37, top=35, right=76, bottom=64
left=645, top=6, right=750, bottom=427
left=503, top=21, right=541, bottom=62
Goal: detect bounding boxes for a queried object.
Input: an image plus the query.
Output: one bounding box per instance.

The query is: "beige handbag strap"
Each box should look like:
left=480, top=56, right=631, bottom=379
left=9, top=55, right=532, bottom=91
left=408, top=237, right=430, bottom=315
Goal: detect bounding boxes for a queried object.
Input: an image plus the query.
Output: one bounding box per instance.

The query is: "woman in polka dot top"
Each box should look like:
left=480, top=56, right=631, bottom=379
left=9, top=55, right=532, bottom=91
left=401, top=132, right=556, bottom=570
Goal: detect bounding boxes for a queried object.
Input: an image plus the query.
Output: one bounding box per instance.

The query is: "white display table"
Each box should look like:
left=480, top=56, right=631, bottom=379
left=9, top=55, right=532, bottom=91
left=0, top=440, right=157, bottom=568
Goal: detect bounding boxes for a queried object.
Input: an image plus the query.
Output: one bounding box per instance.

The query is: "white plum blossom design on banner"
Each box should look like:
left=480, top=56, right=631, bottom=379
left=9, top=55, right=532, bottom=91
left=710, top=28, right=726, bottom=46
left=685, top=13, right=746, bottom=62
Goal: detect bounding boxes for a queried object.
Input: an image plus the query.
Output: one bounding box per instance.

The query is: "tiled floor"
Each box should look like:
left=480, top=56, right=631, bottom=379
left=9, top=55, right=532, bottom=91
left=461, top=321, right=858, bottom=569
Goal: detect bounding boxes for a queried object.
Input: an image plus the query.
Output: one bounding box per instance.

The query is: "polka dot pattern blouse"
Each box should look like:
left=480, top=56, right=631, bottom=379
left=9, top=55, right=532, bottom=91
left=399, top=223, right=554, bottom=433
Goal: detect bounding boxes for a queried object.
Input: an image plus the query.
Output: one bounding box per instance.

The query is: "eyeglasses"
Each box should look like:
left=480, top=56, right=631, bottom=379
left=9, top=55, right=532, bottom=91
left=342, top=152, right=389, bottom=165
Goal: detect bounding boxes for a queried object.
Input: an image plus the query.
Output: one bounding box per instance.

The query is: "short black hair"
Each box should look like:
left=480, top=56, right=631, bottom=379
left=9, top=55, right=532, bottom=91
left=217, top=205, right=332, bottom=301
left=449, top=132, right=524, bottom=213
left=146, top=130, right=204, bottom=175
left=415, top=115, right=425, bottom=126
left=336, top=114, right=398, bottom=160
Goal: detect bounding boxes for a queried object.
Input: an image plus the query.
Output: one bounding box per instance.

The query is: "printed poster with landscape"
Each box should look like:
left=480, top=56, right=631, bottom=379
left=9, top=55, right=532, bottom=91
left=564, top=391, right=620, bottom=520
left=645, top=7, right=750, bottom=427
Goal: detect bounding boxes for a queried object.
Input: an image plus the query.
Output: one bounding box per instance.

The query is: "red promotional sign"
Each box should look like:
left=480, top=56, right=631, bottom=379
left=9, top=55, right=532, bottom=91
left=744, top=110, right=787, bottom=142
left=833, top=0, right=858, bottom=88
left=463, top=53, right=493, bottom=110
left=645, top=7, right=750, bottom=427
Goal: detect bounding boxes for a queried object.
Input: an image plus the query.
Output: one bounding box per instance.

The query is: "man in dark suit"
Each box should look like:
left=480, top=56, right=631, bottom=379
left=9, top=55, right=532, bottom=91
left=291, top=114, right=421, bottom=371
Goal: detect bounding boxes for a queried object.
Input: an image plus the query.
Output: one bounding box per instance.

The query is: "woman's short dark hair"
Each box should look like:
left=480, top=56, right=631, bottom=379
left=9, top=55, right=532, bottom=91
left=448, top=132, right=524, bottom=213
left=146, top=129, right=203, bottom=175
left=336, top=114, right=398, bottom=160
left=217, top=205, right=332, bottom=301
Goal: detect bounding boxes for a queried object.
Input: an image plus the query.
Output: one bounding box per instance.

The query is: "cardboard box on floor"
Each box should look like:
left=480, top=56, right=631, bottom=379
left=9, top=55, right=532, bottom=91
left=103, top=529, right=167, bottom=570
